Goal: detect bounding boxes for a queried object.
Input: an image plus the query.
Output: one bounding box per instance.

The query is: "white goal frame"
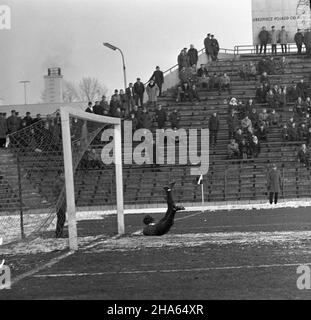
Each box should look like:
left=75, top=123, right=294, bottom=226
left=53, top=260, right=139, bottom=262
left=60, top=106, right=124, bottom=251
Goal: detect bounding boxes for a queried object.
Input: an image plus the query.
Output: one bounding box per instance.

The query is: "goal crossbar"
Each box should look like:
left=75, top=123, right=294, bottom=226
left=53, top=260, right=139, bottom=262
left=60, top=106, right=124, bottom=251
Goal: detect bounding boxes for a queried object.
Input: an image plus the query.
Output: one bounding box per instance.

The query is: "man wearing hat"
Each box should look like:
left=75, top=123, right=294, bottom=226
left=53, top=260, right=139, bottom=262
left=267, top=163, right=282, bottom=205
left=204, top=33, right=213, bottom=62
left=294, top=28, right=304, bottom=54
left=133, top=78, right=145, bottom=107
left=270, top=26, right=278, bottom=54
left=149, top=66, right=164, bottom=97
left=279, top=26, right=288, bottom=53
left=211, top=35, right=220, bottom=61
left=143, top=182, right=185, bottom=236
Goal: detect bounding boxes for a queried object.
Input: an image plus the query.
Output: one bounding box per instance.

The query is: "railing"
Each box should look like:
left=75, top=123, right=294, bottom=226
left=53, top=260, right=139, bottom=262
left=234, top=43, right=305, bottom=55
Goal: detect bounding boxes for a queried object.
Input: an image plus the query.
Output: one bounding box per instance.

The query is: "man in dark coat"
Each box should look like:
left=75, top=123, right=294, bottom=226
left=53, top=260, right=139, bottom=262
left=227, top=110, right=239, bottom=140
left=258, top=26, right=269, bottom=54
left=126, top=83, right=135, bottom=112
left=6, top=110, right=20, bottom=134
left=267, top=163, right=282, bottom=205
left=204, top=33, right=213, bottom=62
left=294, top=29, right=304, bottom=54
left=53, top=171, right=66, bottom=238
left=149, top=66, right=164, bottom=97
left=208, top=112, right=220, bottom=145
left=304, top=29, right=311, bottom=55
left=187, top=44, right=198, bottom=67
left=143, top=182, right=185, bottom=236
left=211, top=35, right=220, bottom=61
left=133, top=78, right=145, bottom=107
left=155, top=104, right=167, bottom=130
left=0, top=113, right=7, bottom=148
left=93, top=101, right=104, bottom=115
left=85, top=102, right=94, bottom=113
left=138, top=107, right=153, bottom=130
left=99, top=95, right=110, bottom=115
left=23, top=112, right=33, bottom=127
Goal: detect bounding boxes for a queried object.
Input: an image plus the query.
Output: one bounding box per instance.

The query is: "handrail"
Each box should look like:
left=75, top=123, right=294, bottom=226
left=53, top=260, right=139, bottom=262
left=234, top=43, right=304, bottom=55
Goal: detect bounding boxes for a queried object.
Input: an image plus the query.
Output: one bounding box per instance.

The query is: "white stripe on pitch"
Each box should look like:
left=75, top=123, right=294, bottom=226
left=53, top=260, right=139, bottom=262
left=33, top=262, right=311, bottom=278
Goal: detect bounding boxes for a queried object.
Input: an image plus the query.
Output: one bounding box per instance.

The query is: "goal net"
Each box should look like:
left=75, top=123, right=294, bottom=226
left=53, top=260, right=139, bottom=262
left=1, top=107, right=124, bottom=250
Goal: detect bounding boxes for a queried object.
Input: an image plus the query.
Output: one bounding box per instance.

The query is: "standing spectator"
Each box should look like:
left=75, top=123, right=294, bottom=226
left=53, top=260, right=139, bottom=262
left=119, top=89, right=127, bottom=115
left=169, top=109, right=181, bottom=130
left=248, top=62, right=257, bottom=80
left=100, top=95, right=110, bottom=115
left=304, top=28, right=311, bottom=55
left=111, top=89, right=120, bottom=102
left=259, top=108, right=269, bottom=127
left=294, top=28, right=304, bottom=54
left=129, top=113, right=138, bottom=133
left=155, top=104, right=167, bottom=130
left=85, top=102, right=94, bottom=113
left=146, top=80, right=159, bottom=108
left=306, top=127, right=311, bottom=146
left=278, top=56, right=288, bottom=74
left=298, top=123, right=308, bottom=141
left=149, top=66, right=164, bottom=97
left=126, top=83, right=135, bottom=112
left=0, top=113, right=7, bottom=148
left=23, top=112, right=33, bottom=127
left=177, top=49, right=189, bottom=71
left=239, top=138, right=249, bottom=159
left=267, top=164, right=282, bottom=205
left=287, top=83, right=298, bottom=102
left=7, top=110, right=20, bottom=134
left=289, top=122, right=298, bottom=141
left=255, top=84, right=266, bottom=103
left=257, top=123, right=268, bottom=142
left=211, top=35, right=220, bottom=61
left=249, top=108, right=259, bottom=130
left=297, top=144, right=310, bottom=169
left=93, top=101, right=103, bottom=115
left=204, top=33, right=213, bottom=62
left=187, top=45, right=198, bottom=67
left=208, top=112, right=220, bottom=146
left=109, top=95, right=121, bottom=117
left=279, top=26, right=288, bottom=54
left=219, top=73, right=231, bottom=95
left=134, top=78, right=145, bottom=107
left=270, top=26, right=278, bottom=54
left=266, top=89, right=276, bottom=109
left=258, top=26, right=269, bottom=54
left=281, top=124, right=289, bottom=142
left=227, top=110, right=239, bottom=140
left=227, top=139, right=240, bottom=159
left=250, top=135, right=261, bottom=158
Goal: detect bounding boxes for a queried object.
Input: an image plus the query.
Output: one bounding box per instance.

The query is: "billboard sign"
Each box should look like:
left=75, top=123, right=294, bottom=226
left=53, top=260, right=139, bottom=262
left=252, top=0, right=311, bottom=44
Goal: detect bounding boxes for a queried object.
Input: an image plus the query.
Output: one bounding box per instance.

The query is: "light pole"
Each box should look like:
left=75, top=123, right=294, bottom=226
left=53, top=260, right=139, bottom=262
left=103, top=42, right=127, bottom=92
left=19, top=80, right=30, bottom=105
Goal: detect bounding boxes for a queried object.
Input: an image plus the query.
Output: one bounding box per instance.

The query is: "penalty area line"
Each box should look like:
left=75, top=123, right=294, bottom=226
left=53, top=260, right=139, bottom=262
left=33, top=262, right=311, bottom=278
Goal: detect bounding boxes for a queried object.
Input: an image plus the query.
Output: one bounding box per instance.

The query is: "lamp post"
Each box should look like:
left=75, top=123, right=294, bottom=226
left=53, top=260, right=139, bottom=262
left=19, top=80, right=30, bottom=105
left=103, top=42, right=127, bottom=92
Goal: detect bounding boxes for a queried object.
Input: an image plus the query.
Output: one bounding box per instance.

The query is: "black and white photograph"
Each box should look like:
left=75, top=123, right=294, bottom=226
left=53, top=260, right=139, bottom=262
left=1, top=0, right=311, bottom=307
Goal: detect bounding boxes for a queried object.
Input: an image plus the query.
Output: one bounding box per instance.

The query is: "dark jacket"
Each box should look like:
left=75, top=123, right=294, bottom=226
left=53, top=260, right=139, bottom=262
left=155, top=108, right=167, bottom=128
left=258, top=30, right=269, bottom=44
left=204, top=37, right=213, bottom=53
left=138, top=111, right=153, bottom=130
left=208, top=115, right=219, bottom=131
left=169, top=111, right=180, bottom=129
left=149, top=70, right=164, bottom=85
left=294, top=32, right=304, bottom=46
left=134, top=82, right=145, bottom=95
left=187, top=48, right=198, bottom=66
left=267, top=168, right=282, bottom=193
left=126, top=86, right=135, bottom=99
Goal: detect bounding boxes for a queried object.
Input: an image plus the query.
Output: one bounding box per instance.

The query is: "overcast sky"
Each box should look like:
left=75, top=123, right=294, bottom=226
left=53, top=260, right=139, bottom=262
left=0, top=0, right=252, bottom=105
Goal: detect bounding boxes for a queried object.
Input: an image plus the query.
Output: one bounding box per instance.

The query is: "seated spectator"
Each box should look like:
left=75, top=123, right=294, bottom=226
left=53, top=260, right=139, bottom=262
left=241, top=115, right=252, bottom=132
left=305, top=97, right=311, bottom=113
left=138, top=107, right=153, bottom=130
left=298, top=123, right=308, bottom=141
left=100, top=95, right=110, bottom=116
left=249, top=135, right=261, bottom=158
left=287, top=83, right=298, bottom=102
left=227, top=110, right=239, bottom=140
left=260, top=72, right=270, bottom=85
left=278, top=56, right=288, bottom=74
left=227, top=139, right=240, bottom=159
left=297, top=144, right=310, bottom=169
left=235, top=128, right=244, bottom=144
left=268, top=109, right=281, bottom=127
left=85, top=102, right=94, bottom=113
left=249, top=108, right=259, bottom=129
left=237, top=101, right=246, bottom=120
left=288, top=122, right=298, bottom=141
left=239, top=138, right=249, bottom=159
left=256, top=123, right=267, bottom=142
left=197, top=64, right=208, bottom=78
left=155, top=104, right=167, bottom=130
left=245, top=98, right=256, bottom=116
left=210, top=73, right=220, bottom=90
left=181, top=82, right=193, bottom=102
left=258, top=58, right=269, bottom=74
left=259, top=108, right=269, bottom=127
left=87, top=148, right=102, bottom=169
left=129, top=112, right=138, bottom=132
left=178, top=67, right=192, bottom=84
left=282, top=124, right=289, bottom=142
left=169, top=109, right=181, bottom=130
left=228, top=97, right=238, bottom=113
left=239, top=64, right=249, bottom=80
left=297, top=79, right=308, bottom=100
left=109, top=95, right=121, bottom=117
left=266, top=90, right=276, bottom=109
left=190, top=84, right=201, bottom=102
left=219, top=73, right=231, bottom=95
left=266, top=57, right=276, bottom=75
left=93, top=101, right=103, bottom=115
left=255, top=84, right=266, bottom=103
left=294, top=97, right=305, bottom=119
left=247, top=62, right=257, bottom=80
left=275, top=88, right=287, bottom=110
left=306, top=127, right=311, bottom=146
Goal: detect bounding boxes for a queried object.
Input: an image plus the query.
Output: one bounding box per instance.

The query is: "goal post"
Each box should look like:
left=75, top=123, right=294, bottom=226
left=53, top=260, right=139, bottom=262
left=60, top=106, right=124, bottom=251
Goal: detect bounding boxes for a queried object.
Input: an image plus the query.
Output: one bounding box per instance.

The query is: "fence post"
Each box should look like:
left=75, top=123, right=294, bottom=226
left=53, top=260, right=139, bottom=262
left=16, top=153, right=25, bottom=239
left=282, top=166, right=285, bottom=199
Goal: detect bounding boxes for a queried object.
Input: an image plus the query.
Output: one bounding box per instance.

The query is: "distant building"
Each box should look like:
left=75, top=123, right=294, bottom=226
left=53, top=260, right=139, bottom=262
left=42, top=67, right=63, bottom=103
